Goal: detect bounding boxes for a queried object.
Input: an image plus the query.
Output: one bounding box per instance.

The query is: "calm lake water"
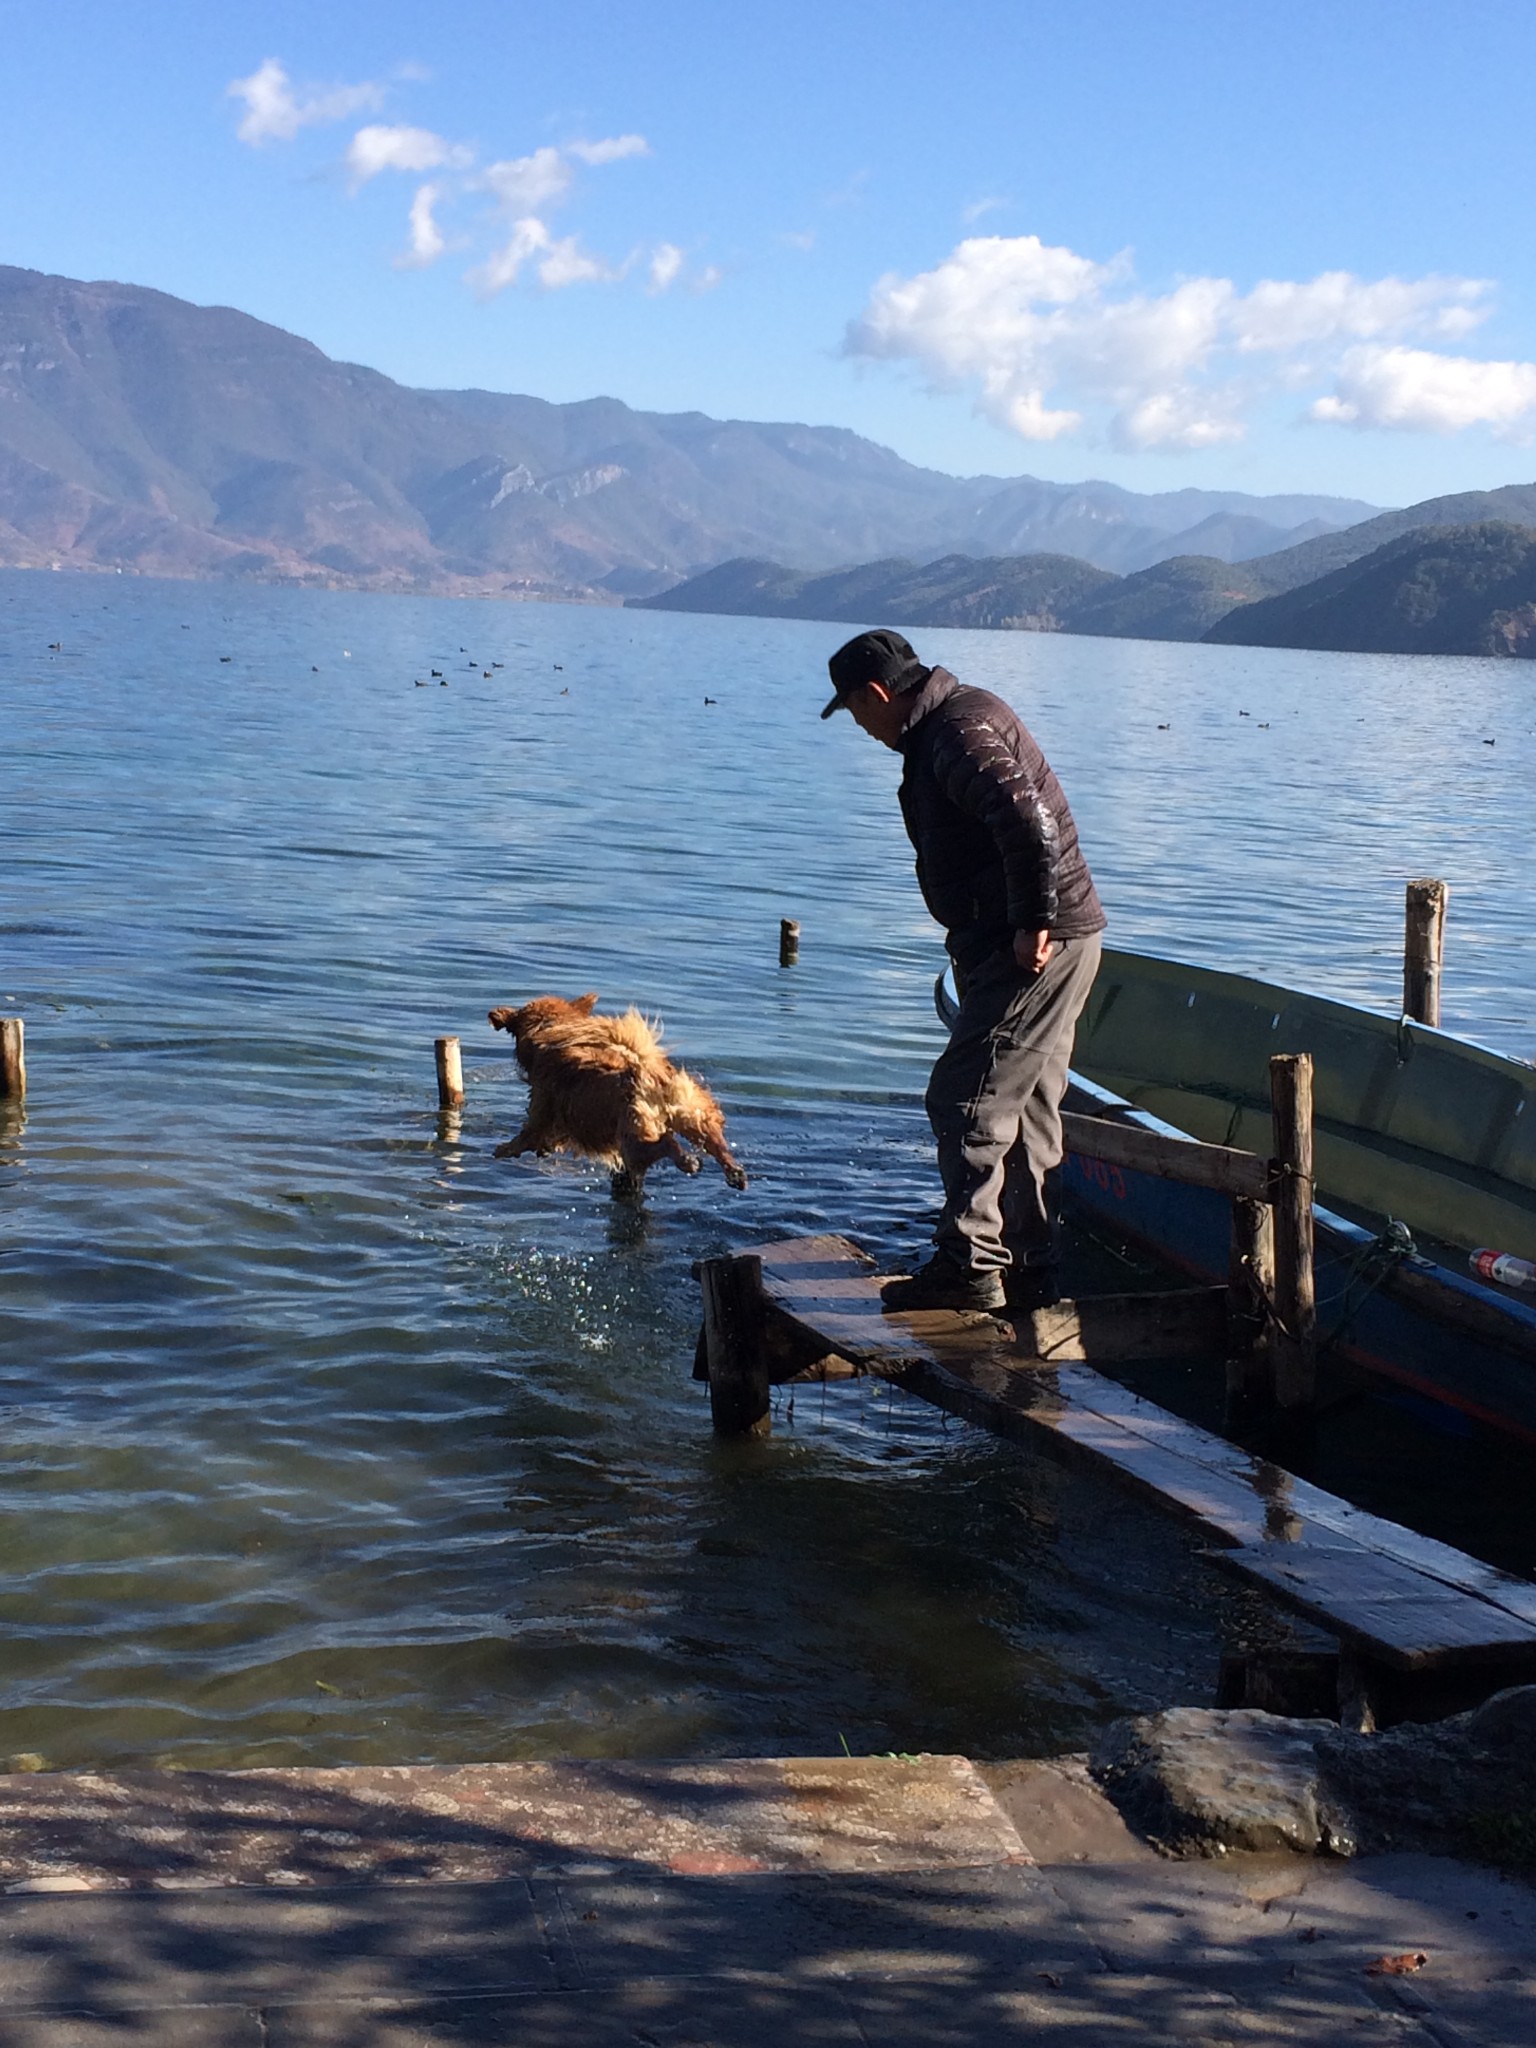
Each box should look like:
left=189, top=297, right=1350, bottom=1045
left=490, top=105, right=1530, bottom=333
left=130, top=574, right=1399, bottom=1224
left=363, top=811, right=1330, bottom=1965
left=2, top=568, right=1533, bottom=1771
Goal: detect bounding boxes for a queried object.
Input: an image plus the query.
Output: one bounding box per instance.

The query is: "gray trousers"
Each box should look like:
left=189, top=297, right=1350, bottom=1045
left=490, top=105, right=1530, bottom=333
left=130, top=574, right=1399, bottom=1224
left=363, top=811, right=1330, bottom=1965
left=925, top=934, right=1102, bottom=1275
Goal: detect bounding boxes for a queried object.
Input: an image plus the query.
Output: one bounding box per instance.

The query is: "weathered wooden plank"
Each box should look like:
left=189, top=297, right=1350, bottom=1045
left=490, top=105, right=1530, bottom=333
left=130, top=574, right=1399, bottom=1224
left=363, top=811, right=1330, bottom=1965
left=1061, top=1111, right=1271, bottom=1201
left=755, top=1239, right=1228, bottom=1368
left=1210, top=1542, right=1536, bottom=1672
left=749, top=1233, right=1536, bottom=1664
left=1020, top=1286, right=1229, bottom=1363
left=780, top=1352, right=863, bottom=1383
left=754, top=1234, right=1016, bottom=1372
left=1053, top=1363, right=1536, bottom=1628
left=890, top=1350, right=1275, bottom=1546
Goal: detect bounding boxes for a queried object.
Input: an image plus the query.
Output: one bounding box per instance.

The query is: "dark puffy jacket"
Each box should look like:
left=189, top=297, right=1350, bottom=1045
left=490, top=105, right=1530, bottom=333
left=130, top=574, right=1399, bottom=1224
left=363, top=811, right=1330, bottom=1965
left=896, top=667, right=1105, bottom=971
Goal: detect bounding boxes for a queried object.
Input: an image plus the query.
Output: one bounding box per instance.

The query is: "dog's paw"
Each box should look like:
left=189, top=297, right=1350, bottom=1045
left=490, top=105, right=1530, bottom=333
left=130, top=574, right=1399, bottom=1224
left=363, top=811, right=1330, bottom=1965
left=725, top=1166, right=749, bottom=1190
left=493, top=1139, right=519, bottom=1158
left=679, top=1153, right=703, bottom=1175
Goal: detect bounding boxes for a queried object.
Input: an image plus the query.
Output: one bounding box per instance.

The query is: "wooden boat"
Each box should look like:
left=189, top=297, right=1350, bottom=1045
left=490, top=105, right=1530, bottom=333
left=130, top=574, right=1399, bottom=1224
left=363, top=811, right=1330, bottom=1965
left=1056, top=949, right=1536, bottom=1445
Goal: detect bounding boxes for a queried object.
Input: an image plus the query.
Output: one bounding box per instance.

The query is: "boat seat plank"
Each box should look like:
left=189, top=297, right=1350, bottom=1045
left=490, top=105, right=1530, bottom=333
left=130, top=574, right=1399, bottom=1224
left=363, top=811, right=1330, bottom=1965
left=1060, top=1110, right=1270, bottom=1201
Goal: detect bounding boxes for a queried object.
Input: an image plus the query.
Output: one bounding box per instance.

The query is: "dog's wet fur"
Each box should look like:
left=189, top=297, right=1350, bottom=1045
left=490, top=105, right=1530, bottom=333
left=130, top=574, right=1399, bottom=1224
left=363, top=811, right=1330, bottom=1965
left=488, top=993, right=747, bottom=1199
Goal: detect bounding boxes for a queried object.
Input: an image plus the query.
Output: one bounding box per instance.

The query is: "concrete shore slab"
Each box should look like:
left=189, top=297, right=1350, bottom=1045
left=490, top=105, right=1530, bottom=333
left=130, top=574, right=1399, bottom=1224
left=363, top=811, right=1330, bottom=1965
left=0, top=1757, right=1531, bottom=2044
left=0, top=1756, right=1028, bottom=1894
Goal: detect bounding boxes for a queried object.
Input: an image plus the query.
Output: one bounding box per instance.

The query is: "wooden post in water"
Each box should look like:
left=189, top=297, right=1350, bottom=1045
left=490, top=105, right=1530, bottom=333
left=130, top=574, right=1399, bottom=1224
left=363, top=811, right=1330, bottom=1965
left=1403, top=878, right=1449, bottom=1027
left=434, top=1036, right=465, bottom=1112
left=0, top=1018, right=24, bottom=1103
left=779, top=918, right=801, bottom=967
left=1226, top=1194, right=1275, bottom=1415
left=700, top=1253, right=772, bottom=1437
left=1268, top=1053, right=1317, bottom=1414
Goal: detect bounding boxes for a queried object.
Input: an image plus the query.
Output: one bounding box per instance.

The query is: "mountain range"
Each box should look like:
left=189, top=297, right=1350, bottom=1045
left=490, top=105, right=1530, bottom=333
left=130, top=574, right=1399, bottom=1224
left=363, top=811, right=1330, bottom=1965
left=634, top=486, right=1536, bottom=655
left=0, top=264, right=1376, bottom=597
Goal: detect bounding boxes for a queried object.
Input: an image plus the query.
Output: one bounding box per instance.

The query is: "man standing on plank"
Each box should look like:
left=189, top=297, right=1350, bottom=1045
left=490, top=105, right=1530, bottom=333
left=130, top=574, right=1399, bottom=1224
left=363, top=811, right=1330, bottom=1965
left=821, top=629, right=1106, bottom=1314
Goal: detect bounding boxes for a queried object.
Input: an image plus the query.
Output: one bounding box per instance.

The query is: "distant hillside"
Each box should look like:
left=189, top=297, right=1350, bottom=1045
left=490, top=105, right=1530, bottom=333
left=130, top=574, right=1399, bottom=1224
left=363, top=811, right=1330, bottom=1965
left=637, top=482, right=1536, bottom=655
left=635, top=548, right=1275, bottom=643
left=1116, top=511, right=1339, bottom=575
left=0, top=263, right=1379, bottom=595
left=1237, top=484, right=1536, bottom=598
left=1060, top=556, right=1271, bottom=641
left=1203, top=521, right=1536, bottom=656
left=632, top=551, right=1114, bottom=630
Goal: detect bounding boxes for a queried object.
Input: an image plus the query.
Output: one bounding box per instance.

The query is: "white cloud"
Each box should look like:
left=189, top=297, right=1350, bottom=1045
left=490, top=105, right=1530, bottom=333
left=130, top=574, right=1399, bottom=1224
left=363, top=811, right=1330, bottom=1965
left=468, top=218, right=552, bottom=297
left=347, top=124, right=466, bottom=187
left=694, top=265, right=724, bottom=294
left=398, top=183, right=447, bottom=268
left=229, top=61, right=684, bottom=304
left=1232, top=272, right=1491, bottom=352
left=568, top=133, right=650, bottom=166
left=846, top=232, right=1527, bottom=450
left=477, top=147, right=573, bottom=215
left=538, top=236, right=614, bottom=288
left=228, top=58, right=383, bottom=145
left=648, top=243, right=684, bottom=294
left=468, top=219, right=619, bottom=295
left=1313, top=346, right=1536, bottom=436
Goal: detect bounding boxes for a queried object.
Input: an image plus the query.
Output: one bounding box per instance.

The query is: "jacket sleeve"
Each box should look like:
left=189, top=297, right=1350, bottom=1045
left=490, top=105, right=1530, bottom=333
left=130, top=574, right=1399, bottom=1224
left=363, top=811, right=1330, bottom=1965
left=929, top=712, right=1059, bottom=930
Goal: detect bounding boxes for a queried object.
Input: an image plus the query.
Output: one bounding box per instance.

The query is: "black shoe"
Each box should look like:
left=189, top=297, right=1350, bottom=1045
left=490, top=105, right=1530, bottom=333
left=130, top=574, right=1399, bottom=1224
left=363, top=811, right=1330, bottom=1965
left=1004, top=1268, right=1063, bottom=1313
left=880, top=1258, right=1006, bottom=1313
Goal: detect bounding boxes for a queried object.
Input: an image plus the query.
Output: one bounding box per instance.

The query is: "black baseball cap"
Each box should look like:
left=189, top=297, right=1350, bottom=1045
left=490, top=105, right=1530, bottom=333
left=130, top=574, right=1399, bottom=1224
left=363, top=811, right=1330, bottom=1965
left=820, top=628, right=929, bottom=719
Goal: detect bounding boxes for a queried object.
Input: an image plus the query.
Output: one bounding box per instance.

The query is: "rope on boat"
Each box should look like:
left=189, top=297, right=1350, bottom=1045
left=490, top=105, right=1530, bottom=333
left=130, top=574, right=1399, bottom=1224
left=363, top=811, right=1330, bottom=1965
left=1318, top=1218, right=1417, bottom=1346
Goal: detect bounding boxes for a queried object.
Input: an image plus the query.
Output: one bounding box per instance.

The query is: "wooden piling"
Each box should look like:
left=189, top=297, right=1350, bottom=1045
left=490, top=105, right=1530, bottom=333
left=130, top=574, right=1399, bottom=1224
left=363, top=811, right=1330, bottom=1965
left=1225, top=1194, right=1275, bottom=1412
left=434, top=1036, right=465, bottom=1112
left=779, top=918, right=800, bottom=967
left=1268, top=1053, right=1317, bottom=1414
left=1403, top=878, right=1449, bottom=1027
left=700, top=1253, right=772, bottom=1437
left=0, top=1018, right=24, bottom=1102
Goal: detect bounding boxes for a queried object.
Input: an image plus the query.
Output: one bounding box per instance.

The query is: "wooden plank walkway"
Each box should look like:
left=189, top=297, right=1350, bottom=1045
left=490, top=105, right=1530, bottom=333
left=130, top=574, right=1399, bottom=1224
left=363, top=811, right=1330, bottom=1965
left=749, top=1235, right=1536, bottom=1686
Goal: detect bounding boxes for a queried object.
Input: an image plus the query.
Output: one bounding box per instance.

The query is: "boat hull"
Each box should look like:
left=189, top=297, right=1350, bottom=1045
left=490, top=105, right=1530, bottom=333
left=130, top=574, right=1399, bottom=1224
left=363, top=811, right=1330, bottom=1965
left=1057, top=946, right=1536, bottom=1445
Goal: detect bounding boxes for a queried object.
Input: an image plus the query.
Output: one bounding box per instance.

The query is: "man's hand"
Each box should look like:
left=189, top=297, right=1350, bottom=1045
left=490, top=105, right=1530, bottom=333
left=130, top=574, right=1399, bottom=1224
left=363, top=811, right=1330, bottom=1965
left=1014, top=929, right=1054, bottom=973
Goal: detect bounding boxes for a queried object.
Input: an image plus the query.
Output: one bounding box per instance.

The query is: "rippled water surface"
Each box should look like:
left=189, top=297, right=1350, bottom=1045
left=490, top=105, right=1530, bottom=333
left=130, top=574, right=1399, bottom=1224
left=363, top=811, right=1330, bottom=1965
left=2, top=570, right=1533, bottom=1770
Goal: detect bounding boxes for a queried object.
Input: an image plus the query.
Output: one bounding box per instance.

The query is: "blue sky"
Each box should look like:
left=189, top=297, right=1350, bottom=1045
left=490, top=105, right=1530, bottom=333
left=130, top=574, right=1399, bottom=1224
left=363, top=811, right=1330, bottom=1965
left=3, top=0, right=1534, bottom=509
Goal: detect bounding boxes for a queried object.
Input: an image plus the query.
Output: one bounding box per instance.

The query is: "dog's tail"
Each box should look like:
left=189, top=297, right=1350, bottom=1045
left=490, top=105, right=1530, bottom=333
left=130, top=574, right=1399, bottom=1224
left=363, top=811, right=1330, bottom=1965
left=606, top=1008, right=666, bottom=1059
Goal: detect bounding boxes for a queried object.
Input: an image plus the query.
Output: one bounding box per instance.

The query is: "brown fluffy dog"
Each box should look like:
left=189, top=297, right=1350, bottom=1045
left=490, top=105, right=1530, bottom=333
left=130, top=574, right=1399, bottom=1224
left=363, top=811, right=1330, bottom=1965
left=488, top=993, right=747, bottom=1197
